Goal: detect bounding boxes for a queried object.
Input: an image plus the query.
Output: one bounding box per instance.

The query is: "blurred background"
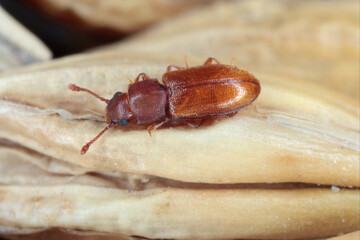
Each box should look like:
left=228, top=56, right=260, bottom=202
left=0, top=0, right=358, bottom=98
left=0, top=0, right=133, bottom=57
left=0, top=0, right=214, bottom=56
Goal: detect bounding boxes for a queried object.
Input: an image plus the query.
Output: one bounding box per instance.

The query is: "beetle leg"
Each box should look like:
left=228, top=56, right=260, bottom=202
left=184, top=56, right=189, bottom=68
left=185, top=119, right=203, bottom=128
left=223, top=112, right=237, bottom=118
left=203, top=57, right=221, bottom=65
left=147, top=119, right=169, bottom=136
left=126, top=75, right=133, bottom=84
left=134, top=73, right=151, bottom=83
left=166, top=65, right=184, bottom=72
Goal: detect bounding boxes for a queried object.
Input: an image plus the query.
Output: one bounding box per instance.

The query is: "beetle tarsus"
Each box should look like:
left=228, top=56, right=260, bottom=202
left=203, top=57, right=221, bottom=65
left=134, top=73, right=151, bottom=83
left=166, top=65, right=183, bottom=72
left=147, top=119, right=169, bottom=136
left=185, top=119, right=203, bottom=128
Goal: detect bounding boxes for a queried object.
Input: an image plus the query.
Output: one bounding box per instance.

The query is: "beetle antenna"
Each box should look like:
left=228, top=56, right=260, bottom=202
left=80, top=122, right=115, bottom=154
left=68, top=83, right=110, bottom=104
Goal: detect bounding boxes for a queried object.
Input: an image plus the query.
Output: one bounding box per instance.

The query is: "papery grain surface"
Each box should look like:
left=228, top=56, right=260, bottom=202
left=0, top=185, right=358, bottom=239
left=0, top=61, right=358, bottom=186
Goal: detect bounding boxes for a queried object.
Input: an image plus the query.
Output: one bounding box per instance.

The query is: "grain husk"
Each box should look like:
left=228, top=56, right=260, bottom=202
left=0, top=59, right=358, bottom=186
left=1, top=140, right=357, bottom=239
left=0, top=185, right=358, bottom=239
left=327, top=231, right=360, bottom=240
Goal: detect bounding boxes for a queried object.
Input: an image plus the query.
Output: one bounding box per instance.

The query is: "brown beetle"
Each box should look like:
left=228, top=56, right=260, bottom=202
left=68, top=57, right=261, bottom=154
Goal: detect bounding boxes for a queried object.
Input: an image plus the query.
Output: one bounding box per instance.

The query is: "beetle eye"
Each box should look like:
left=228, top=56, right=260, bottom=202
left=118, top=119, right=129, bottom=126
left=113, top=92, right=122, bottom=98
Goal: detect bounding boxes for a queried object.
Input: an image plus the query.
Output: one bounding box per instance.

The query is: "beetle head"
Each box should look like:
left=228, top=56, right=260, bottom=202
left=68, top=84, right=135, bottom=154
left=106, top=92, right=134, bottom=126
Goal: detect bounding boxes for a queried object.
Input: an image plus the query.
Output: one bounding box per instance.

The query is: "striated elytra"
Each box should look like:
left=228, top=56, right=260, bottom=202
left=68, top=57, right=261, bottom=154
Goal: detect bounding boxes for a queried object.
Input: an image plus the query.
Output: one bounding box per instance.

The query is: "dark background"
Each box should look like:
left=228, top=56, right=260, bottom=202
left=0, top=0, right=124, bottom=57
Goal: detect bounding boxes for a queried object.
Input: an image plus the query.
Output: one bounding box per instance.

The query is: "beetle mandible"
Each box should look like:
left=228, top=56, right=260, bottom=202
left=68, top=57, right=261, bottom=154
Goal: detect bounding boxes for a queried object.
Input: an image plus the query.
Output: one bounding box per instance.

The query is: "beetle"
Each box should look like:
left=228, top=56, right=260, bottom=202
left=68, top=57, right=261, bottom=154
